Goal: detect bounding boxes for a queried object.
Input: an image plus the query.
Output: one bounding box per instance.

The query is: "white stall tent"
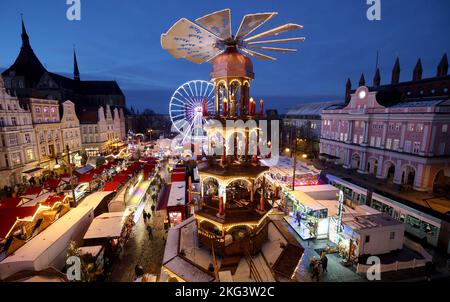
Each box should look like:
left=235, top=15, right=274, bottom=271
left=0, top=204, right=94, bottom=279
left=83, top=212, right=126, bottom=240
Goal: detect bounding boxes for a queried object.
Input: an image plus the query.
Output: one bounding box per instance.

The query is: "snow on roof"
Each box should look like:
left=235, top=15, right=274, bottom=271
left=168, top=181, right=185, bottom=207
left=286, top=101, right=342, bottom=116
left=83, top=212, right=125, bottom=240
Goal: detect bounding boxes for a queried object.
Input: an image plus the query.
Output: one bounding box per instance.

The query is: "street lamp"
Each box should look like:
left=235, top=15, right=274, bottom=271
left=66, top=145, right=77, bottom=207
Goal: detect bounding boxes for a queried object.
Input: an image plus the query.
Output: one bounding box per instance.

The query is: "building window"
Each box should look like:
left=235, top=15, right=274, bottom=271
left=11, top=117, right=17, bottom=126
left=407, top=124, right=414, bottom=132
left=365, top=235, right=370, bottom=243
left=41, top=146, right=46, bottom=156
left=370, top=136, right=375, bottom=147
left=392, top=139, right=400, bottom=150
left=24, top=133, right=31, bottom=143
left=442, top=124, right=448, bottom=133
left=26, top=149, right=34, bottom=161
left=359, top=135, right=364, bottom=144
left=390, top=232, right=395, bottom=240
left=416, top=124, right=424, bottom=132
left=8, top=133, right=18, bottom=146
left=404, top=141, right=412, bottom=153
left=413, top=142, right=421, bottom=153
left=389, top=123, right=394, bottom=131
left=43, top=107, right=49, bottom=113
left=439, top=143, right=446, bottom=155
left=10, top=153, right=21, bottom=166
left=35, top=107, right=41, bottom=113
left=395, top=123, right=401, bottom=131
left=0, top=117, right=4, bottom=126
left=355, top=121, right=360, bottom=128
left=376, top=137, right=381, bottom=148
left=386, top=138, right=392, bottom=149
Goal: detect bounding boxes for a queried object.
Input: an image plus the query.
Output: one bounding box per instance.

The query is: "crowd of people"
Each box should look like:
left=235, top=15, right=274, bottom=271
left=310, top=252, right=329, bottom=282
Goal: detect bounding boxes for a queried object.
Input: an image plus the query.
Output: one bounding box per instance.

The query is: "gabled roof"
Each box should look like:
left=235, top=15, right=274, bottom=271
left=0, top=205, right=40, bottom=239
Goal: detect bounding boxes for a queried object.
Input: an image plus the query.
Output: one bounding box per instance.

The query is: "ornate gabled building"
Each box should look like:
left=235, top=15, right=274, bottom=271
left=323, top=55, right=450, bottom=193
left=78, top=105, right=124, bottom=156
left=0, top=78, right=38, bottom=187
left=60, top=100, right=82, bottom=162
left=1, top=18, right=127, bottom=138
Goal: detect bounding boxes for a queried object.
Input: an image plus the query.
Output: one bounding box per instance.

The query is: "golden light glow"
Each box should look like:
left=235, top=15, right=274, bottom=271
left=285, top=148, right=291, bottom=153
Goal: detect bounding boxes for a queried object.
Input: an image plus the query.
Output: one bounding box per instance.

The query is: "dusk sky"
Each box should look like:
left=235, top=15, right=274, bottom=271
left=1, top=0, right=449, bottom=113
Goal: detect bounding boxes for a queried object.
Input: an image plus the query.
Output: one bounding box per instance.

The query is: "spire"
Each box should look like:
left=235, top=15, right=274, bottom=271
left=413, top=58, right=423, bottom=81
left=345, top=78, right=352, bottom=103
left=391, top=57, right=400, bottom=85
left=21, top=14, right=30, bottom=48
left=373, top=68, right=381, bottom=87
left=359, top=73, right=366, bottom=87
left=437, top=53, right=448, bottom=77
left=73, top=47, right=80, bottom=81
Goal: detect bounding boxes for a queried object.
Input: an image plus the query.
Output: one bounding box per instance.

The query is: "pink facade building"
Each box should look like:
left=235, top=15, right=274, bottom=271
left=320, top=55, right=450, bottom=193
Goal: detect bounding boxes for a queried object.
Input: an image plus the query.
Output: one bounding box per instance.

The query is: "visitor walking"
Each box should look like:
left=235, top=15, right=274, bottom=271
left=321, top=254, right=328, bottom=273
left=143, top=210, right=148, bottom=222
left=311, top=261, right=321, bottom=282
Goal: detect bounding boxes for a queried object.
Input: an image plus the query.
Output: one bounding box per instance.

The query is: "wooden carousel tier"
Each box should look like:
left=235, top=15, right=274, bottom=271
left=195, top=197, right=272, bottom=226
left=197, top=160, right=269, bottom=181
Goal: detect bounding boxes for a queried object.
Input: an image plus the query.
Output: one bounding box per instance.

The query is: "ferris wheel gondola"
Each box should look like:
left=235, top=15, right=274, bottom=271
left=169, top=80, right=215, bottom=143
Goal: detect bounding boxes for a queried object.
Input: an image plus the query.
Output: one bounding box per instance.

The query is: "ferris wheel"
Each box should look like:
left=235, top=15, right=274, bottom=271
left=169, top=80, right=215, bottom=143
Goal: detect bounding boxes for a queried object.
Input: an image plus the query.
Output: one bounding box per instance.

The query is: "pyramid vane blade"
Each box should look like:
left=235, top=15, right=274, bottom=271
left=247, top=45, right=298, bottom=53
left=161, top=18, right=223, bottom=64
left=247, top=37, right=305, bottom=45
left=235, top=12, right=278, bottom=40
left=195, top=9, right=232, bottom=41
left=240, top=48, right=276, bottom=61
left=244, top=23, right=303, bottom=42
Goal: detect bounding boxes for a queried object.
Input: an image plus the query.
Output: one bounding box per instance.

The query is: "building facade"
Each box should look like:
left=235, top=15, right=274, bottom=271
left=284, top=101, right=340, bottom=142
left=320, top=56, right=450, bottom=193
left=60, top=100, right=82, bottom=164
left=1, top=18, right=128, bottom=139
left=0, top=78, right=38, bottom=187
left=28, top=98, right=64, bottom=167
left=79, top=105, right=123, bottom=156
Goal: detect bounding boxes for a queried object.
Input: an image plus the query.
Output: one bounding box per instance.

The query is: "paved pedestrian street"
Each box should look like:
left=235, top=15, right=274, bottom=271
left=108, top=200, right=167, bottom=282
